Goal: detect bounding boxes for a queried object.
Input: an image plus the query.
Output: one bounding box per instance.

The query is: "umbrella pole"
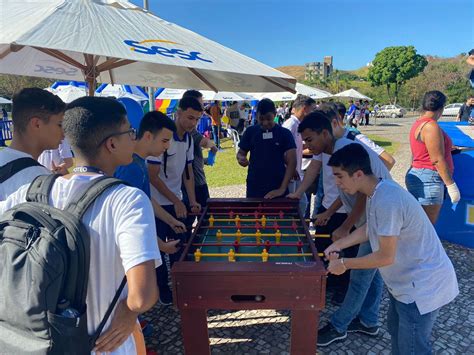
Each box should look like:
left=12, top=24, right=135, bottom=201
left=86, top=76, right=95, bottom=97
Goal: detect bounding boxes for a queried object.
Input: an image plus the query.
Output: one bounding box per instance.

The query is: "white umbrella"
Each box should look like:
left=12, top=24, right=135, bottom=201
left=50, top=85, right=88, bottom=103
left=155, top=88, right=257, bottom=101
left=0, top=97, right=12, bottom=104
left=0, top=0, right=295, bottom=96
left=332, top=88, right=372, bottom=101
left=254, top=83, right=332, bottom=101
left=97, top=84, right=148, bottom=101
left=295, top=83, right=332, bottom=100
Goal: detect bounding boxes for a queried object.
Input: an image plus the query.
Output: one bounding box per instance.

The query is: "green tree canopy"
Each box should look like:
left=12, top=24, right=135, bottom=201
left=368, top=46, right=427, bottom=103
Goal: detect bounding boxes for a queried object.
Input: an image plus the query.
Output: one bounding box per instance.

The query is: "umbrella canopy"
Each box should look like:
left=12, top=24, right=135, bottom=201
left=0, top=0, right=295, bottom=95
left=155, top=88, right=257, bottom=101
left=333, top=88, right=372, bottom=101
left=49, top=85, right=88, bottom=103
left=254, top=83, right=332, bottom=101
left=96, top=84, right=148, bottom=101
left=0, top=97, right=12, bottom=104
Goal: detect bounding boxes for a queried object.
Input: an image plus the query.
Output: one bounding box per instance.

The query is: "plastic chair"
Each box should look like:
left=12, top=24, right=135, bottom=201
left=226, top=127, right=240, bottom=153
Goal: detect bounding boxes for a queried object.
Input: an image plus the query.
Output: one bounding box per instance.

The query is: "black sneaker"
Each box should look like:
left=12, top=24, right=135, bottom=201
left=347, top=318, right=379, bottom=336
left=159, top=289, right=173, bottom=306
left=317, top=323, right=347, bottom=347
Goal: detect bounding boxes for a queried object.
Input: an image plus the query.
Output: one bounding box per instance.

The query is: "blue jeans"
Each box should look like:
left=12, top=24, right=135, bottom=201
left=331, top=242, right=384, bottom=332
left=388, top=294, right=439, bottom=355
left=212, top=125, right=220, bottom=148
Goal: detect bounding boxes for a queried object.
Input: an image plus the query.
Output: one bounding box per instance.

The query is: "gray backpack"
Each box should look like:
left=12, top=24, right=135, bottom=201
left=0, top=174, right=126, bottom=354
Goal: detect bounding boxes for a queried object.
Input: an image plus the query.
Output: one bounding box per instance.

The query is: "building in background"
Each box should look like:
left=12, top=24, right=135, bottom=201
left=305, top=56, right=333, bottom=81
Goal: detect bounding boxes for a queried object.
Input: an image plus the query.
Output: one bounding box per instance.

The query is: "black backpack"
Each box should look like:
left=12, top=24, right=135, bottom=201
left=0, top=174, right=127, bottom=354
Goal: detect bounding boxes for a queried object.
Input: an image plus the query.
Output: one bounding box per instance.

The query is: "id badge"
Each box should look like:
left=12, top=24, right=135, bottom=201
left=263, top=131, right=273, bottom=140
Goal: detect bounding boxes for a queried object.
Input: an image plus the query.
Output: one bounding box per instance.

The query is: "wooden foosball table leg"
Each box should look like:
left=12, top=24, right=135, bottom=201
left=290, top=309, right=319, bottom=355
left=180, top=308, right=210, bottom=355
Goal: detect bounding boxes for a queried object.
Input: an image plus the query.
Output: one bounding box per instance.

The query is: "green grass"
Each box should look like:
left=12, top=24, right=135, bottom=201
left=204, top=135, right=398, bottom=188
left=204, top=138, right=247, bottom=188
left=366, top=135, right=399, bottom=156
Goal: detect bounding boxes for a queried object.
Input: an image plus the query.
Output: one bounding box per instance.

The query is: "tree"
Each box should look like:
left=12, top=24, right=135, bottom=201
left=368, top=46, right=427, bottom=104
left=0, top=75, right=54, bottom=98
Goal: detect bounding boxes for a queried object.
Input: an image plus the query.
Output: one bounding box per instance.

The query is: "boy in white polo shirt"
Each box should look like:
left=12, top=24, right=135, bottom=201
left=0, top=88, right=65, bottom=200
left=1, top=97, right=161, bottom=354
left=326, top=143, right=458, bottom=355
left=147, top=96, right=203, bottom=304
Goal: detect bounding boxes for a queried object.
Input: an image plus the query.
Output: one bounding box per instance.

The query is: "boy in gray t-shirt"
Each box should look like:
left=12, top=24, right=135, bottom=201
left=325, top=143, right=459, bottom=355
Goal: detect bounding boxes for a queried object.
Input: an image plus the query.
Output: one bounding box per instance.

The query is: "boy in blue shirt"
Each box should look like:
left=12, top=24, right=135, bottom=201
left=115, top=111, right=185, bottom=255
left=237, top=98, right=297, bottom=198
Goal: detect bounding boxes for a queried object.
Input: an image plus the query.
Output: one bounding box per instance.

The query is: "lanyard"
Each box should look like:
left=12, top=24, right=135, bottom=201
left=72, top=166, right=105, bottom=175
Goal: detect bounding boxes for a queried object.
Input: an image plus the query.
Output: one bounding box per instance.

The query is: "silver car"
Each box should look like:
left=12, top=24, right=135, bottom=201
left=442, top=103, right=463, bottom=117
left=376, top=105, right=407, bottom=118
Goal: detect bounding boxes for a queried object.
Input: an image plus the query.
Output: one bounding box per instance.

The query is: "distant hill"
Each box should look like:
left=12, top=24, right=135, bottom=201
left=276, top=55, right=470, bottom=107
left=276, top=64, right=370, bottom=81
left=276, top=65, right=305, bottom=81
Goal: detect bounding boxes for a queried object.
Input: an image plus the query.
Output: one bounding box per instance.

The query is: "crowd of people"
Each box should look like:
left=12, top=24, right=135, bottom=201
left=0, top=85, right=462, bottom=354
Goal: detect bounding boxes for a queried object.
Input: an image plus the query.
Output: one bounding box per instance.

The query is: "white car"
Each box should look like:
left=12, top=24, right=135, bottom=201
left=442, top=103, right=463, bottom=117
left=376, top=105, right=407, bottom=118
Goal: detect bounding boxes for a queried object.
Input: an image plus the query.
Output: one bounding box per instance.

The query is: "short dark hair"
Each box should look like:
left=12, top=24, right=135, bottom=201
left=12, top=88, right=66, bottom=133
left=64, top=97, right=127, bottom=159
left=468, top=49, right=474, bottom=56
left=257, top=98, right=276, bottom=115
left=292, top=94, right=316, bottom=110
left=335, top=102, right=347, bottom=118
left=317, top=103, right=339, bottom=121
left=422, top=90, right=446, bottom=112
left=178, top=96, right=203, bottom=112
left=137, top=111, right=176, bottom=139
left=298, top=111, right=333, bottom=135
left=182, top=89, right=203, bottom=100
left=327, top=143, right=374, bottom=176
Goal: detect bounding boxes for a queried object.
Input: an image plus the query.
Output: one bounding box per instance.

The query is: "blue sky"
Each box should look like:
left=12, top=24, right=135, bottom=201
left=131, top=0, right=473, bottom=71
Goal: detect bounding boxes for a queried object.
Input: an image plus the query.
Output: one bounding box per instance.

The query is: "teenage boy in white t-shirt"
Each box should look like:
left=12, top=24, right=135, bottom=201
left=325, top=143, right=458, bottom=354
left=282, top=94, right=316, bottom=214
left=0, top=97, right=161, bottom=354
left=0, top=88, right=65, bottom=200
left=38, top=139, right=74, bottom=175
left=147, top=96, right=203, bottom=304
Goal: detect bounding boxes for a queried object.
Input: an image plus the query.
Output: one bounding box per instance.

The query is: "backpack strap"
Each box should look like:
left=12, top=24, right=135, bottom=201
left=65, top=176, right=124, bottom=219
left=0, top=157, right=43, bottom=183
left=26, top=174, right=61, bottom=204
left=89, top=276, right=127, bottom=350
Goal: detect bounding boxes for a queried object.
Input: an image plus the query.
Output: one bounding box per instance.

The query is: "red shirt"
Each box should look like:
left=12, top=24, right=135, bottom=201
left=409, top=117, right=454, bottom=174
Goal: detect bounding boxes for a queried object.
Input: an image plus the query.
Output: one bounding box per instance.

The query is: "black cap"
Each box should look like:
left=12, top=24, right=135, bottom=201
left=469, top=49, right=474, bottom=56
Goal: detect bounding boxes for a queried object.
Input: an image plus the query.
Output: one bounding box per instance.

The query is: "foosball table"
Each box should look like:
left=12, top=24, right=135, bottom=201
left=171, top=198, right=327, bottom=355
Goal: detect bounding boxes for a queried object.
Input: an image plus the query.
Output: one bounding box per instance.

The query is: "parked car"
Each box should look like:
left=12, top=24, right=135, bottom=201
left=376, top=105, right=407, bottom=118
left=442, top=103, right=463, bottom=117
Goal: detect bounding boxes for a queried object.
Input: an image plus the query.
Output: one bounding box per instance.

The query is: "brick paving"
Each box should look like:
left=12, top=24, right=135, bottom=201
left=142, top=115, right=473, bottom=354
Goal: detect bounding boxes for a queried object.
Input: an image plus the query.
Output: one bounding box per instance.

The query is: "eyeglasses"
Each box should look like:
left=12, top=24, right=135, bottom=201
left=97, top=127, right=137, bottom=147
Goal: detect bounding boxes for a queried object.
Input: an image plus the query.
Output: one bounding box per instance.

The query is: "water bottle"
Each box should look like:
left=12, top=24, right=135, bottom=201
left=207, top=149, right=216, bottom=166
left=60, top=307, right=80, bottom=318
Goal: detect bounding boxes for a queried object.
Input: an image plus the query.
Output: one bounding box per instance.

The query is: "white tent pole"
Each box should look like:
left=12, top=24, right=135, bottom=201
left=143, top=0, right=154, bottom=111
